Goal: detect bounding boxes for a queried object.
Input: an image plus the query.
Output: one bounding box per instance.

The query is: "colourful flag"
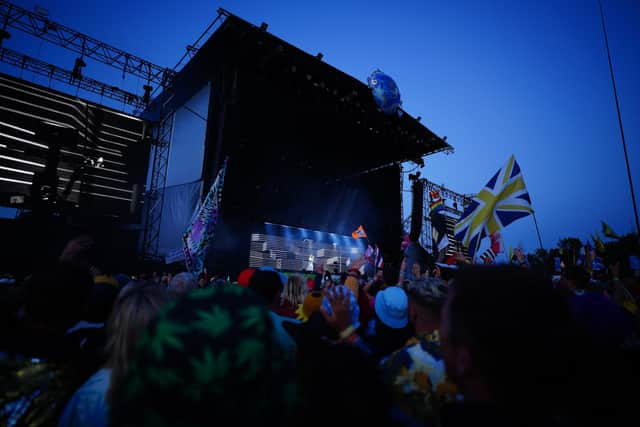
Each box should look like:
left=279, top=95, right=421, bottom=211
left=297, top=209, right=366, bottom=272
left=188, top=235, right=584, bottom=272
left=375, top=244, right=384, bottom=270
left=183, top=158, right=228, bottom=276
left=429, top=190, right=444, bottom=213
left=601, top=221, right=620, bottom=239
left=352, top=225, right=368, bottom=239
left=454, top=155, right=533, bottom=258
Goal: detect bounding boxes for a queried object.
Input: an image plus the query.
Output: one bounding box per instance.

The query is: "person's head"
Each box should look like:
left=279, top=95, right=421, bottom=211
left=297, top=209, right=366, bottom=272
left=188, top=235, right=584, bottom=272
left=197, top=273, right=206, bottom=288
left=105, top=281, right=168, bottom=403
left=282, top=274, right=306, bottom=306
left=440, top=266, right=575, bottom=410
left=249, top=269, right=283, bottom=307
left=374, top=269, right=385, bottom=283
left=167, top=272, right=198, bottom=300
left=24, top=263, right=93, bottom=331
left=406, top=277, right=448, bottom=332
left=83, top=281, right=119, bottom=324
left=561, top=265, right=590, bottom=292
left=411, top=262, right=422, bottom=279
left=374, top=286, right=408, bottom=330
left=344, top=276, right=359, bottom=299
left=111, top=286, right=294, bottom=426
left=237, top=267, right=256, bottom=287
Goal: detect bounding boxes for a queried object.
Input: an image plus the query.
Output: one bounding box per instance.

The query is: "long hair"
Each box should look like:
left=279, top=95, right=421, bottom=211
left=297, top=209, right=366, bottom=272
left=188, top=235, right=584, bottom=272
left=282, top=274, right=306, bottom=306
left=105, top=281, right=168, bottom=403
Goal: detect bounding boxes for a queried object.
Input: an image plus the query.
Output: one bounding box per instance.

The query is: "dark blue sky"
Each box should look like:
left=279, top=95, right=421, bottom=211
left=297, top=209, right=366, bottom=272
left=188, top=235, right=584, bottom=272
left=2, top=0, right=639, bottom=253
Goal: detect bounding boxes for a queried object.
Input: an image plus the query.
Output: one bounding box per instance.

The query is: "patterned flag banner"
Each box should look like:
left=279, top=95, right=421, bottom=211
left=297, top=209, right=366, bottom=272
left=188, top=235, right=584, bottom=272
left=454, top=155, right=533, bottom=258
left=183, top=158, right=228, bottom=275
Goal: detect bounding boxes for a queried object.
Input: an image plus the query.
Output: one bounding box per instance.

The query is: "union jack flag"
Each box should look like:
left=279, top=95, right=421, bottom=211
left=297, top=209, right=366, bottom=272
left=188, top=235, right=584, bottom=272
left=454, top=155, right=533, bottom=258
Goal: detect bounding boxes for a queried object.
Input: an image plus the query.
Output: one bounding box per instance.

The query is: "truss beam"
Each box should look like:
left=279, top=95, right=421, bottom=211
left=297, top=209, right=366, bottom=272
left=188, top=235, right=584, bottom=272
left=142, top=111, right=174, bottom=260
left=0, top=0, right=174, bottom=87
left=0, top=46, right=144, bottom=108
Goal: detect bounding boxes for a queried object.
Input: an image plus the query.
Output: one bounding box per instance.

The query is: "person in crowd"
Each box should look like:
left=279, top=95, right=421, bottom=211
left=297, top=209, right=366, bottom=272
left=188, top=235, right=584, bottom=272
left=382, top=277, right=457, bottom=426
left=289, top=320, right=392, bottom=427
left=197, top=272, right=207, bottom=288
left=236, top=267, right=256, bottom=287
left=110, top=286, right=296, bottom=426
left=347, top=272, right=374, bottom=329
left=296, top=290, right=323, bottom=321
left=438, top=266, right=582, bottom=426
left=367, top=286, right=413, bottom=360
left=166, top=272, right=198, bottom=300
left=1, top=263, right=96, bottom=426
left=276, top=273, right=307, bottom=318
left=249, top=269, right=299, bottom=358
left=560, top=265, right=633, bottom=347
left=58, top=280, right=168, bottom=427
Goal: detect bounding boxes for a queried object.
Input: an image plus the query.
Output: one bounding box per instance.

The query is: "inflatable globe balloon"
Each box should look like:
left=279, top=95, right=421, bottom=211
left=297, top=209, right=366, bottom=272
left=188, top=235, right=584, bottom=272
left=367, top=69, right=402, bottom=115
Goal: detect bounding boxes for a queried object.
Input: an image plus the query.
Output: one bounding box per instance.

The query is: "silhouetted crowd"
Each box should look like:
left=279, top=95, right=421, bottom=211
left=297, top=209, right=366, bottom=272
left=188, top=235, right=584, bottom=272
left=1, top=235, right=639, bottom=426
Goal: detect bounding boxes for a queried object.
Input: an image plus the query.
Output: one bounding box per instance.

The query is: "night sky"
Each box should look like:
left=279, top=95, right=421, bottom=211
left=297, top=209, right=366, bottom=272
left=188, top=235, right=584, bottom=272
left=2, top=0, right=638, bottom=255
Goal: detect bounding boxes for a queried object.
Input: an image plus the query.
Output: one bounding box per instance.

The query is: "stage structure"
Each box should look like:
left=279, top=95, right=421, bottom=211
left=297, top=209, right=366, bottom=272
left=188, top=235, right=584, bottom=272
left=147, top=10, right=453, bottom=276
left=0, top=1, right=171, bottom=273
left=0, top=1, right=453, bottom=277
left=403, top=178, right=473, bottom=258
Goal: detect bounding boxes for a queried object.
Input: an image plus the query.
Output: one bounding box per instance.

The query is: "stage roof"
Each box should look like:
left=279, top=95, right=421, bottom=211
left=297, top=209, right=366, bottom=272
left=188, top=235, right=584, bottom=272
left=151, top=12, right=452, bottom=170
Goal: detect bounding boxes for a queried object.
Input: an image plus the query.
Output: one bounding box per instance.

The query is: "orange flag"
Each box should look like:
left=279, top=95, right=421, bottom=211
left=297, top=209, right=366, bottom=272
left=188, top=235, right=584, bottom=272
left=351, top=225, right=367, bottom=239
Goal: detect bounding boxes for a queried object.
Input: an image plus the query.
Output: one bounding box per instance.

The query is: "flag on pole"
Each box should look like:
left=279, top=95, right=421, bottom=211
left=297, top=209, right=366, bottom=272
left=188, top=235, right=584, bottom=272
left=454, top=155, right=533, bottom=258
left=601, top=221, right=620, bottom=239
left=183, top=158, right=228, bottom=276
left=374, top=244, right=384, bottom=269
left=352, top=225, right=368, bottom=239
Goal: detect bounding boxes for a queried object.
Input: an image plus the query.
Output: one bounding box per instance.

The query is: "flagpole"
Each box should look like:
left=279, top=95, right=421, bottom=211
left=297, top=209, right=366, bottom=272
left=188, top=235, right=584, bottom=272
left=532, top=212, right=544, bottom=250
left=598, top=0, right=640, bottom=236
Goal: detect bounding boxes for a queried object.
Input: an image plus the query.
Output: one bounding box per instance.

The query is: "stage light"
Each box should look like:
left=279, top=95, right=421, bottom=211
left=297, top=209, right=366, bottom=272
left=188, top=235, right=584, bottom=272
left=142, top=84, right=152, bottom=105
left=0, top=29, right=10, bottom=46
left=71, top=57, right=86, bottom=81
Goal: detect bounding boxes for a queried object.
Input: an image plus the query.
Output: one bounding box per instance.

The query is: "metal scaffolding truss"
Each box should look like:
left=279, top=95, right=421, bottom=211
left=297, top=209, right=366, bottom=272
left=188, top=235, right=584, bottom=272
left=0, top=46, right=145, bottom=108
left=0, top=0, right=174, bottom=88
left=404, top=178, right=473, bottom=255
left=142, top=111, right=174, bottom=260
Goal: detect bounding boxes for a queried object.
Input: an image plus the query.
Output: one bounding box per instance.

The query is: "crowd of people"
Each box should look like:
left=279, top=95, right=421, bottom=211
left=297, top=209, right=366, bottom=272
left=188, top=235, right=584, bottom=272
left=1, top=234, right=639, bottom=426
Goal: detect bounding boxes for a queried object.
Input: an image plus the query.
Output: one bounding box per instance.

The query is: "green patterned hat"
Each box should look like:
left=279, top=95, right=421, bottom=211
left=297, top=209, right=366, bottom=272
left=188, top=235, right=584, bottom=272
left=111, top=285, right=296, bottom=426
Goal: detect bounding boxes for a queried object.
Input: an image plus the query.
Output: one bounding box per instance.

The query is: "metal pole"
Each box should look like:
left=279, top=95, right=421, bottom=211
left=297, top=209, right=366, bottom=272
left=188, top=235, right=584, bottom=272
left=598, top=0, right=640, bottom=235
left=532, top=212, right=544, bottom=250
